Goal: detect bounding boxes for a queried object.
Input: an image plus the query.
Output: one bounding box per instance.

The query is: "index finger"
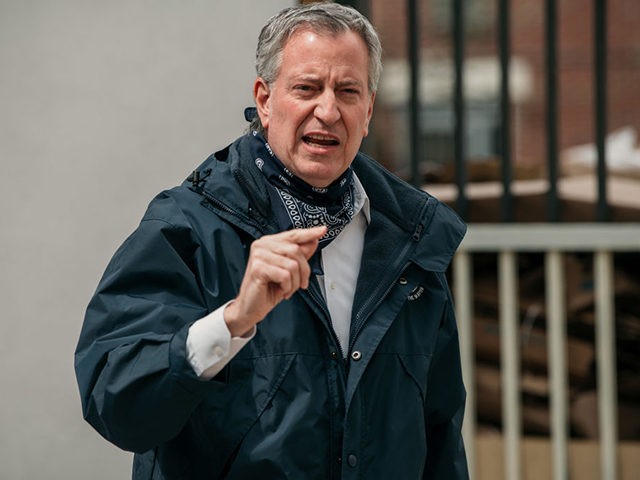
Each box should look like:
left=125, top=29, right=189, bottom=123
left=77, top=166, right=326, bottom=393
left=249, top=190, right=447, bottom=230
left=279, top=226, right=327, bottom=261
left=280, top=225, right=328, bottom=244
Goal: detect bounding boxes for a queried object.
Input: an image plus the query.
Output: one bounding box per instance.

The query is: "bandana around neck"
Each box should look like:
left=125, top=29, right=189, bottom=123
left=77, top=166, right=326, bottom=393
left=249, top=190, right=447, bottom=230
left=249, top=131, right=356, bottom=274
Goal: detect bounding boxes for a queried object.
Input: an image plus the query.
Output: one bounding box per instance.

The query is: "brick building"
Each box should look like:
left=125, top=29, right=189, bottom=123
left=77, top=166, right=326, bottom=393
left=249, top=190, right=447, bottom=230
left=362, top=0, right=640, bottom=182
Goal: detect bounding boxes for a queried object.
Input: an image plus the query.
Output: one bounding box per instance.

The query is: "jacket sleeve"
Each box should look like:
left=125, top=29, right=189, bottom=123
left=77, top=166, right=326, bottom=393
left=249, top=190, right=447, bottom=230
left=423, top=274, right=470, bottom=479
left=74, top=193, right=232, bottom=453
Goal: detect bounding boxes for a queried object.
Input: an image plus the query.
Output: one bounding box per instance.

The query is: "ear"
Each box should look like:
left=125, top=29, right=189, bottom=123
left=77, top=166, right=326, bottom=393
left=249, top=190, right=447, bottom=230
left=253, top=77, right=271, bottom=130
left=362, top=91, right=376, bottom=138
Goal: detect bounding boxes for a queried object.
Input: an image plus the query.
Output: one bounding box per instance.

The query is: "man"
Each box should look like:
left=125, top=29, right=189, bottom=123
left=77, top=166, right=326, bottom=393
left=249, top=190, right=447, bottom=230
left=75, top=3, right=469, bottom=479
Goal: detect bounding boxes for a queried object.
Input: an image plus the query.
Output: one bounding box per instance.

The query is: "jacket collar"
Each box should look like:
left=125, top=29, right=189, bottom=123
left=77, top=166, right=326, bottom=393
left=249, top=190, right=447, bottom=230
left=351, top=152, right=466, bottom=273
left=191, top=133, right=466, bottom=273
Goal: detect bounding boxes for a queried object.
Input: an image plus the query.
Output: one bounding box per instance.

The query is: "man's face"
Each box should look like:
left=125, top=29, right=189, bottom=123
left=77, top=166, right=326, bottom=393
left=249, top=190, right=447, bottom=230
left=254, top=29, right=375, bottom=188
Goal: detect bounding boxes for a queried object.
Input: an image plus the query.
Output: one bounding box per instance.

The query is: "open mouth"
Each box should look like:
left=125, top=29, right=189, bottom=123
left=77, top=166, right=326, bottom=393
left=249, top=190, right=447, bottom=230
left=302, top=134, right=340, bottom=147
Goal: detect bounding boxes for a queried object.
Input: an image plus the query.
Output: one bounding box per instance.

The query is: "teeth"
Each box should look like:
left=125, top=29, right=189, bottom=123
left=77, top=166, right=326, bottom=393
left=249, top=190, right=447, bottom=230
left=304, top=134, right=339, bottom=146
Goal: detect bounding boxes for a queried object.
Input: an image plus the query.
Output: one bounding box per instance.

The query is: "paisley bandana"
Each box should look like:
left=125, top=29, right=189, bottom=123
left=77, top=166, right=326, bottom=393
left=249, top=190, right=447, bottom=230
left=249, top=131, right=356, bottom=274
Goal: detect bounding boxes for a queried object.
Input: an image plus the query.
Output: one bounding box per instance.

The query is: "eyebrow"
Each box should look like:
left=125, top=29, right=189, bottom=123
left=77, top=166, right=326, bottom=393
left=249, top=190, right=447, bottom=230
left=336, top=79, right=364, bottom=88
left=292, top=76, right=364, bottom=88
left=292, top=75, right=322, bottom=84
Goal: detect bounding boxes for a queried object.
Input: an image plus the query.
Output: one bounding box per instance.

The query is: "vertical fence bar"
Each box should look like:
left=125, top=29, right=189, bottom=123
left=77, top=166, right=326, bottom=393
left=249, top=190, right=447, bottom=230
left=336, top=0, right=370, bottom=18
left=499, top=251, right=521, bottom=480
left=545, top=251, right=569, bottom=480
left=498, top=0, right=514, bottom=222
left=454, top=252, right=475, bottom=479
left=357, top=0, right=370, bottom=19
left=594, top=0, right=609, bottom=221
left=594, top=250, right=618, bottom=479
left=453, top=0, right=468, bottom=219
left=545, top=0, right=560, bottom=222
left=407, top=0, right=421, bottom=187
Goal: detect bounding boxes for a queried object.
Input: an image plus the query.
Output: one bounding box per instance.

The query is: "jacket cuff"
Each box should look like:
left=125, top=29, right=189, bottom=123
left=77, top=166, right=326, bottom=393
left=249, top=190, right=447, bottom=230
left=186, top=301, right=255, bottom=379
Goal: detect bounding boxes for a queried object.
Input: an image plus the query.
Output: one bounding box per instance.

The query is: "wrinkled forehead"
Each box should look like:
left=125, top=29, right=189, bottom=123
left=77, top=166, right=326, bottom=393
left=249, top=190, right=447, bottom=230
left=278, top=26, right=371, bottom=73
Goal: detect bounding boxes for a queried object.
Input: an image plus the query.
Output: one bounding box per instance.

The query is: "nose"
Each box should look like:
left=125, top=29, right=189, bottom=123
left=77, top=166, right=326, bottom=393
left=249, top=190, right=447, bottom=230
left=314, top=90, right=341, bottom=126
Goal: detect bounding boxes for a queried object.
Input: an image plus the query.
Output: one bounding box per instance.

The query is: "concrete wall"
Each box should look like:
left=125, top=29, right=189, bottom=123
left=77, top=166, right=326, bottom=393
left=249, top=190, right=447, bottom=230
left=0, top=1, right=292, bottom=478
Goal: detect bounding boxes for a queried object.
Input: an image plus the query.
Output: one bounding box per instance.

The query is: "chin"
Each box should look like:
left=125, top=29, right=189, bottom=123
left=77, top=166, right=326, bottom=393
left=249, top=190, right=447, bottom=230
left=309, top=168, right=345, bottom=186
left=303, top=176, right=332, bottom=188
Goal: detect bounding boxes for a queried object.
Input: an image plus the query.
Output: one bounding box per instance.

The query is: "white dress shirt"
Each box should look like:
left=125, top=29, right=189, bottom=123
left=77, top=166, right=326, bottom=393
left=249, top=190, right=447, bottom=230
left=186, top=174, right=369, bottom=379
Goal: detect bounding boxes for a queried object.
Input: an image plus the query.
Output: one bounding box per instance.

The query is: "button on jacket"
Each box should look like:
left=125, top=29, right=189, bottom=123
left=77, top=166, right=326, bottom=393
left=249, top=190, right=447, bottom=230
left=74, top=132, right=469, bottom=479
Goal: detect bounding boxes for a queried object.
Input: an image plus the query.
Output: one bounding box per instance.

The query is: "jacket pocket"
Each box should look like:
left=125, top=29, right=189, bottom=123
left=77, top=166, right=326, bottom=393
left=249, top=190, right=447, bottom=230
left=397, top=353, right=432, bottom=406
left=359, top=353, right=433, bottom=475
left=188, top=354, right=298, bottom=477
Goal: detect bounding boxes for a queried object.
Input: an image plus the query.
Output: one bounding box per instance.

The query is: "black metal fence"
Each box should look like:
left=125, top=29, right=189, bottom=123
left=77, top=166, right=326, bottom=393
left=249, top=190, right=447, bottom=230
left=338, top=0, right=610, bottom=223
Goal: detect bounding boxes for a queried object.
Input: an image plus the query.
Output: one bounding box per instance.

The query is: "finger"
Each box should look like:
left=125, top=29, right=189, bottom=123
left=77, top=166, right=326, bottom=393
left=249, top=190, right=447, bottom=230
left=232, top=262, right=292, bottom=323
left=259, top=238, right=315, bottom=288
left=281, top=225, right=327, bottom=246
left=297, top=235, right=323, bottom=261
left=249, top=226, right=326, bottom=294
left=257, top=227, right=325, bottom=263
left=252, top=250, right=304, bottom=296
left=261, top=264, right=295, bottom=300
left=285, top=226, right=327, bottom=260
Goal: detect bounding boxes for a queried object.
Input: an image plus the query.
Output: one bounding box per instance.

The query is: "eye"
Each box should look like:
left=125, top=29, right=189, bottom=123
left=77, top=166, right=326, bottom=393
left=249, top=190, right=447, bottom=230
left=343, top=88, right=359, bottom=94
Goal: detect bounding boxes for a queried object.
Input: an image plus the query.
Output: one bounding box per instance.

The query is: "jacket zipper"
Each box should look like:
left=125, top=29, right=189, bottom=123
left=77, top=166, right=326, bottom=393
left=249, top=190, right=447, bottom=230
left=199, top=188, right=265, bottom=234
left=305, top=285, right=347, bottom=360
left=348, top=242, right=414, bottom=353
left=349, top=220, right=424, bottom=351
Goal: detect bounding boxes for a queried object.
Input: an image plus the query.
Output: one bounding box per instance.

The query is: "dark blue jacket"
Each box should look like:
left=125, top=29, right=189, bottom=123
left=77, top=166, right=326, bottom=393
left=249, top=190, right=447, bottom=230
left=75, top=133, right=469, bottom=479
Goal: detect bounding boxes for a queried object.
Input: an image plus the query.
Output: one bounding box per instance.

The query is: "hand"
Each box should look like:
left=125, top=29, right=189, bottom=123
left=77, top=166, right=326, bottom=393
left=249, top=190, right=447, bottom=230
left=224, top=225, right=327, bottom=337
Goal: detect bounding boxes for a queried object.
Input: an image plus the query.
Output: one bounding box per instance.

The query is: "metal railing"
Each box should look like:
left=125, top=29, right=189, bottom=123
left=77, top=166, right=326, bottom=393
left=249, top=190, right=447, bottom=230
left=332, top=1, right=637, bottom=478
left=454, top=223, right=640, bottom=480
left=338, top=0, right=611, bottom=223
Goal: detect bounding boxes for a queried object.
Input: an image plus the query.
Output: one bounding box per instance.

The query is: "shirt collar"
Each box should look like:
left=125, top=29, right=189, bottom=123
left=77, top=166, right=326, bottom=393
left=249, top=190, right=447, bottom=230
left=351, top=171, right=370, bottom=224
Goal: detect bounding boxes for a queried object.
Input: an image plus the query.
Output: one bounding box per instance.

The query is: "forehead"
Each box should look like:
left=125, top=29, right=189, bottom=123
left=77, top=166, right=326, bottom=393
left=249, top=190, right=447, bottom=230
left=278, top=28, right=370, bottom=77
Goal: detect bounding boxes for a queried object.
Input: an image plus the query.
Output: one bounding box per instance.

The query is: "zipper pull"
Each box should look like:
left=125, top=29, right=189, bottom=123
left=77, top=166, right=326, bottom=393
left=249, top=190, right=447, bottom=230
left=188, top=169, right=212, bottom=189
left=412, top=223, right=424, bottom=242
left=188, top=170, right=200, bottom=187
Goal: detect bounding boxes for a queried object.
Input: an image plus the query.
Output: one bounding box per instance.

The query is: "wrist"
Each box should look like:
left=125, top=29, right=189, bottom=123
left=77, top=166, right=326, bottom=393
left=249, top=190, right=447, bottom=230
left=223, top=301, right=256, bottom=338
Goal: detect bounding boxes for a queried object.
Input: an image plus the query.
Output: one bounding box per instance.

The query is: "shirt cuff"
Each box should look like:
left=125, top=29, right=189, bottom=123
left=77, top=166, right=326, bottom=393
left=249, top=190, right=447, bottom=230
left=186, top=301, right=255, bottom=379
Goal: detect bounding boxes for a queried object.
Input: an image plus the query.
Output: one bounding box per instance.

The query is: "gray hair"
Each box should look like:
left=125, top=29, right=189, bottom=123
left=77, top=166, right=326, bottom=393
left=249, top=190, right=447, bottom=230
left=250, top=1, right=382, bottom=134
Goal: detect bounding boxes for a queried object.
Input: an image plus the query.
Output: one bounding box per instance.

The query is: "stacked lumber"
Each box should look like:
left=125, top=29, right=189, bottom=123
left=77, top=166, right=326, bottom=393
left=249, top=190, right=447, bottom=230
left=466, top=251, right=640, bottom=440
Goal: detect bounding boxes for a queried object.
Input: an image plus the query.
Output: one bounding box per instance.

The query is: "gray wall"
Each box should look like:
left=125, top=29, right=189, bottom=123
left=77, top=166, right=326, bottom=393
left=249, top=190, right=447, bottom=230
left=0, top=1, right=292, bottom=478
